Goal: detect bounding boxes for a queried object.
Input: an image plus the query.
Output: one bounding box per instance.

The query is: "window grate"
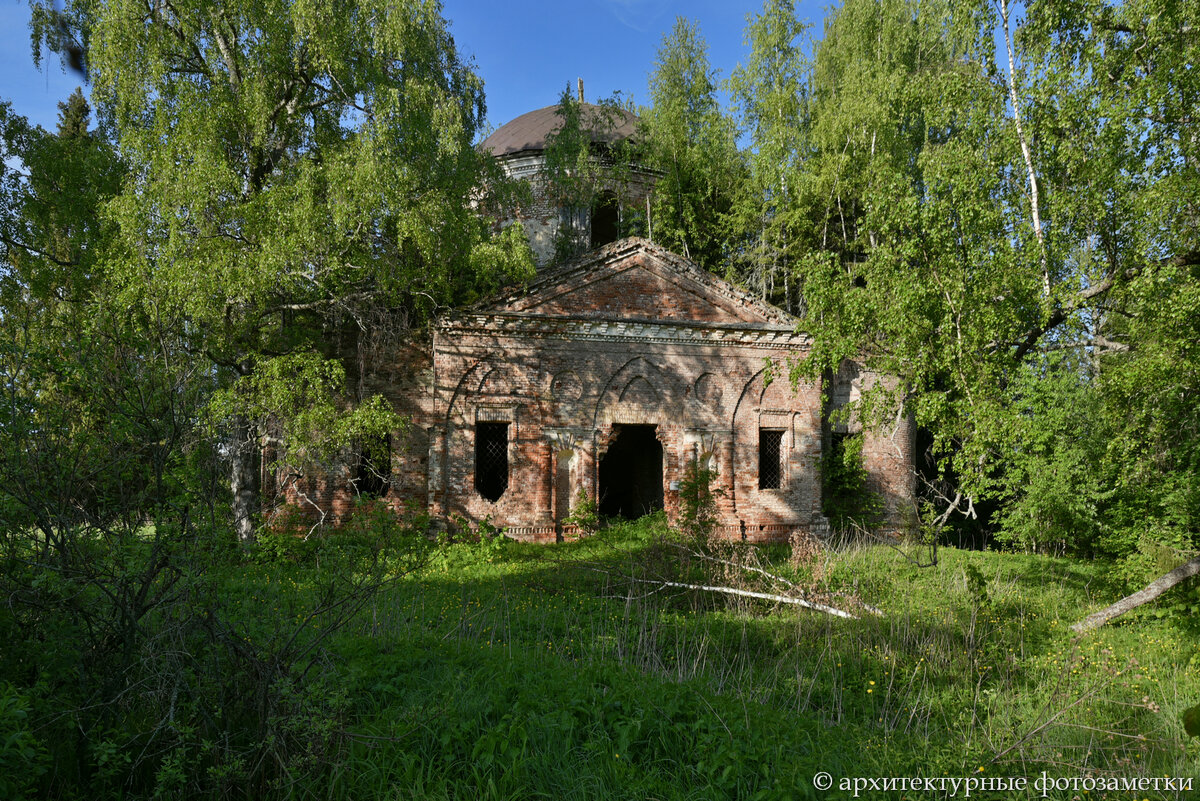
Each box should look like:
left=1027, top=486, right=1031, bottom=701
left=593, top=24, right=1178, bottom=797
left=475, top=422, right=509, bottom=502
left=759, top=429, right=784, bottom=490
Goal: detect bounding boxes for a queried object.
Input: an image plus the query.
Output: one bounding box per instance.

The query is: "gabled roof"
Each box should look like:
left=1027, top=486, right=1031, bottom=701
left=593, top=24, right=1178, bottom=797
left=468, top=237, right=797, bottom=329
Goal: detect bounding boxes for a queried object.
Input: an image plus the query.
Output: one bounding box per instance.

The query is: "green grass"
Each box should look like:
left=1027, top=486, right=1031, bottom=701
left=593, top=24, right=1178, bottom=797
left=228, top=516, right=1199, bottom=799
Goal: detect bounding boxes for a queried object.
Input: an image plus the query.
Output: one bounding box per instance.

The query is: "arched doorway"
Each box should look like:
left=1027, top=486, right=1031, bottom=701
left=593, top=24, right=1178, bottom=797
left=598, top=424, right=663, bottom=519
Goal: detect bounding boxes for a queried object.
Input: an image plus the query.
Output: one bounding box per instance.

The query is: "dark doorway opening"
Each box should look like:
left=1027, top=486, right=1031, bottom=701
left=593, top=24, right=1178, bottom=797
left=590, top=191, right=619, bottom=248
left=354, top=433, right=392, bottom=498
left=598, top=424, right=663, bottom=519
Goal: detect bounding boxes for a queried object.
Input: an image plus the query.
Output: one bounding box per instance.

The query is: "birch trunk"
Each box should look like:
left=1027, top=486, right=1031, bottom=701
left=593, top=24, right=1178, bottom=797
left=230, top=415, right=261, bottom=544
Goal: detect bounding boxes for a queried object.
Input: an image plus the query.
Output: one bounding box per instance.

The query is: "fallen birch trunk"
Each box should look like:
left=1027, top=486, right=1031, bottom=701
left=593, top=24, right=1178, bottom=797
left=661, top=542, right=884, bottom=617
left=631, top=578, right=861, bottom=620
left=1071, top=555, right=1200, bottom=633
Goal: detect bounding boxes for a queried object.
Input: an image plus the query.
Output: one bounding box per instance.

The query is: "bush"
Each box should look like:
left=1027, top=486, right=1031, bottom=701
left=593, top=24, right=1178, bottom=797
left=0, top=683, right=45, bottom=801
left=564, top=489, right=601, bottom=536
left=677, top=460, right=721, bottom=546
left=822, top=433, right=881, bottom=528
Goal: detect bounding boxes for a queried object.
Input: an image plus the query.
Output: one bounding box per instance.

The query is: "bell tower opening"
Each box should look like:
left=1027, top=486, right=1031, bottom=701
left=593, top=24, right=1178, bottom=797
left=598, top=424, right=664, bottom=519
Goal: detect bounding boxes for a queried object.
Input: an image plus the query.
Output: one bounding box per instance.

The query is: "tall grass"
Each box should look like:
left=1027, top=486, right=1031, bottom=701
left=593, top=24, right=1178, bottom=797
left=299, top=515, right=1198, bottom=799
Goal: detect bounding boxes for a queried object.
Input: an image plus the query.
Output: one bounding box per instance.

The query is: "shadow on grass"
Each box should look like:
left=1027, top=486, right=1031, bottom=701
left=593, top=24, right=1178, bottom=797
left=293, top=516, right=1197, bottom=800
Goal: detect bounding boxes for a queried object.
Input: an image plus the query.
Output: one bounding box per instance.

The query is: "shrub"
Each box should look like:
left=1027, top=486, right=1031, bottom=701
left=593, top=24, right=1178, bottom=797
left=677, top=459, right=721, bottom=547
left=0, top=683, right=45, bottom=801
left=822, top=432, right=881, bottom=528
left=564, top=488, right=601, bottom=536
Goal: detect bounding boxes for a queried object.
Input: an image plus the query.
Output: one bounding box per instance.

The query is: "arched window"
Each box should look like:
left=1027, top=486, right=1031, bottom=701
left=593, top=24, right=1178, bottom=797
left=758, top=429, right=784, bottom=490
left=590, top=191, right=619, bottom=248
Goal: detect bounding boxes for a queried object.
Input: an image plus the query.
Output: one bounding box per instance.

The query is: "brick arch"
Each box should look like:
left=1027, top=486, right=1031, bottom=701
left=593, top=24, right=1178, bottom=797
left=591, top=356, right=672, bottom=430
left=619, top=375, right=658, bottom=405
left=729, top=366, right=771, bottom=433
left=727, top=366, right=770, bottom=512
left=447, top=361, right=525, bottom=425
left=445, top=358, right=493, bottom=428
left=759, top=369, right=801, bottom=407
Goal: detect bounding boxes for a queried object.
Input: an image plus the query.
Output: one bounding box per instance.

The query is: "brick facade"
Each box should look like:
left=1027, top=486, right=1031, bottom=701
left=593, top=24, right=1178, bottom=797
left=492, top=152, right=655, bottom=268
left=270, top=238, right=916, bottom=542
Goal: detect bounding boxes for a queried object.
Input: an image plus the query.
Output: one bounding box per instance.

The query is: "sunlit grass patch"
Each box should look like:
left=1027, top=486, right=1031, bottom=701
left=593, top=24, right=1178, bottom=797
left=207, top=514, right=1200, bottom=798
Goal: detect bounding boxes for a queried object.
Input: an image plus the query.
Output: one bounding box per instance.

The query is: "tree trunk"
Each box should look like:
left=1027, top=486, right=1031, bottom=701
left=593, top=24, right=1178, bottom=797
left=999, top=0, right=1050, bottom=297
left=1071, top=556, right=1200, bottom=633
left=230, top=414, right=261, bottom=544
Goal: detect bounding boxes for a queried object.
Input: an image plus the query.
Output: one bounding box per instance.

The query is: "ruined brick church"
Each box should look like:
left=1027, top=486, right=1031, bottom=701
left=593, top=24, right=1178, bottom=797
left=274, top=97, right=915, bottom=541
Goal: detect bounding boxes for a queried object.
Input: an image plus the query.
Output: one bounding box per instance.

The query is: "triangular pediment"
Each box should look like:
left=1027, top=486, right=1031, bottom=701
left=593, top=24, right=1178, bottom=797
left=475, top=238, right=793, bottom=327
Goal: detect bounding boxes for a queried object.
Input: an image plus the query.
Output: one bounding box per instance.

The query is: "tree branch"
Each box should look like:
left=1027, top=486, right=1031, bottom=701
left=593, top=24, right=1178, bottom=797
left=0, top=233, right=76, bottom=266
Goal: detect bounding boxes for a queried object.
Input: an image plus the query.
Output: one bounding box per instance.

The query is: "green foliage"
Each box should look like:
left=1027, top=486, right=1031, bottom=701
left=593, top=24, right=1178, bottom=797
left=821, top=432, right=879, bottom=528
left=726, top=0, right=810, bottom=312
left=990, top=356, right=1110, bottom=556
left=563, top=488, right=601, bottom=537
left=4, top=509, right=1199, bottom=798
left=677, top=458, right=721, bottom=546
left=0, top=88, right=123, bottom=308
left=466, top=220, right=537, bottom=304
left=436, top=515, right=511, bottom=567
left=255, top=497, right=430, bottom=573
left=542, top=88, right=645, bottom=264
left=0, top=683, right=45, bottom=801
left=210, top=353, right=403, bottom=476
left=26, top=0, right=531, bottom=541
left=4, top=0, right=1200, bottom=792
left=0, top=507, right=428, bottom=798
left=643, top=17, right=745, bottom=272
left=543, top=88, right=597, bottom=264
left=1184, top=703, right=1200, bottom=738
left=339, top=632, right=831, bottom=800
left=326, top=527, right=1197, bottom=797
left=712, top=0, right=1200, bottom=574
left=963, top=563, right=990, bottom=609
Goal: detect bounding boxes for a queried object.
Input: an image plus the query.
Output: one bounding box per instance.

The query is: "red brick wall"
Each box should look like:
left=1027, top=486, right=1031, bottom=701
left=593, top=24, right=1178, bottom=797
left=523, top=259, right=767, bottom=324
left=428, top=321, right=843, bottom=542
left=827, top=361, right=917, bottom=536
left=266, top=252, right=915, bottom=543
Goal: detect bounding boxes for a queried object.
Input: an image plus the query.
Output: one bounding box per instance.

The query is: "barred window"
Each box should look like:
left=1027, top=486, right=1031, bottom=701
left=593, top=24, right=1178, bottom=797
left=758, top=429, right=784, bottom=490
left=475, top=422, right=509, bottom=502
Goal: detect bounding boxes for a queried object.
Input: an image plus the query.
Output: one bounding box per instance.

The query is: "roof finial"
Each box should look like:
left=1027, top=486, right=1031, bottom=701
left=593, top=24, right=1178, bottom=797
left=577, top=77, right=584, bottom=103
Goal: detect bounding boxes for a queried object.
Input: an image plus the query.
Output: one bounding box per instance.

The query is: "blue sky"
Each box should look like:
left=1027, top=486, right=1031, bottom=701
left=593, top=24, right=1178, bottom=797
left=0, top=0, right=829, bottom=135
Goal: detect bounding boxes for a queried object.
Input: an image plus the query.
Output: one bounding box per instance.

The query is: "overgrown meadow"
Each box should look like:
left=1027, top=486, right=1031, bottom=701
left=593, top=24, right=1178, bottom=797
left=9, top=512, right=1193, bottom=800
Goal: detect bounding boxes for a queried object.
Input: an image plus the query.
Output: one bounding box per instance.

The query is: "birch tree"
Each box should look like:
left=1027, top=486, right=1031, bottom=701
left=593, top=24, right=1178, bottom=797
left=644, top=16, right=744, bottom=272
left=31, top=0, right=532, bottom=541
left=775, top=0, right=1198, bottom=613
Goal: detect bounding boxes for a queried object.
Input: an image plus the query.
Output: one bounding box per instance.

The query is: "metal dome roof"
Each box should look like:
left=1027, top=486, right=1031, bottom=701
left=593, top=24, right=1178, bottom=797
left=480, top=103, right=640, bottom=158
